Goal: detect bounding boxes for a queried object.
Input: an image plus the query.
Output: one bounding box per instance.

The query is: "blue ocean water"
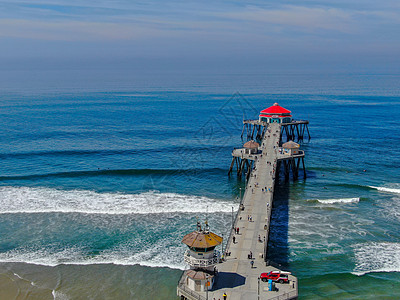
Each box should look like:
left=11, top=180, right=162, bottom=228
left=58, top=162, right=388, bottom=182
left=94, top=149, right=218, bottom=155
left=0, top=72, right=400, bottom=298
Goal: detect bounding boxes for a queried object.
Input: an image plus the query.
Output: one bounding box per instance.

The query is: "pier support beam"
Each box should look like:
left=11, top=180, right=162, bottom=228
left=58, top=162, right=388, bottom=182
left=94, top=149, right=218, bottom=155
left=277, top=157, right=306, bottom=182
left=281, top=122, right=311, bottom=142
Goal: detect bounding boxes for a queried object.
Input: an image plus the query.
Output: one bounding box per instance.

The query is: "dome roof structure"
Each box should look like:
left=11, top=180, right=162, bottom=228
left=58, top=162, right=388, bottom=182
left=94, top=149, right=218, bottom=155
left=282, top=141, right=300, bottom=149
left=243, top=140, right=260, bottom=149
left=182, top=229, right=222, bottom=249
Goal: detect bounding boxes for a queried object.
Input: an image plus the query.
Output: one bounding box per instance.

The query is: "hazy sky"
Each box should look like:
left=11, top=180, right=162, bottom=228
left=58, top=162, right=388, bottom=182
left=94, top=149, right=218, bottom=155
left=1, top=0, right=399, bottom=73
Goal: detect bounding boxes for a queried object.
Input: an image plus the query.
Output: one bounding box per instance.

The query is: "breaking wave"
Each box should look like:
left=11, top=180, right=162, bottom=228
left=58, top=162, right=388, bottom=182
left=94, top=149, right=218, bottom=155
left=0, top=186, right=236, bottom=215
left=0, top=243, right=186, bottom=270
left=308, top=197, right=360, bottom=204
left=369, top=186, right=400, bottom=194
left=353, top=242, right=400, bottom=276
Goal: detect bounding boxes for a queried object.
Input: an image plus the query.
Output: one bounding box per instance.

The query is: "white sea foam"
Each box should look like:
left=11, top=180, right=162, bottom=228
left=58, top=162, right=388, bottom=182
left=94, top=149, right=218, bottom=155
left=352, top=242, right=400, bottom=276
left=12, top=272, right=36, bottom=287
left=310, top=197, right=360, bottom=204
left=0, top=243, right=186, bottom=271
left=0, top=186, right=236, bottom=215
left=13, top=272, right=23, bottom=280
left=52, top=290, right=69, bottom=300
left=369, top=186, right=400, bottom=194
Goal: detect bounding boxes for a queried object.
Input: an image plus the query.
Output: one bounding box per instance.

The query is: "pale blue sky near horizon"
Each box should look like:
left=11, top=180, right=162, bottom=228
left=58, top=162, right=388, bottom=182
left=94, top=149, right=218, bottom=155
left=0, top=0, right=399, bottom=73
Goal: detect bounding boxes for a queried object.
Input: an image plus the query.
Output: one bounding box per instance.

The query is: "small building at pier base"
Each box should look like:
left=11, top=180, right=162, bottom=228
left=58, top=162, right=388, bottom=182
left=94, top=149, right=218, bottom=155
left=282, top=141, right=300, bottom=155
left=243, top=140, right=260, bottom=154
left=185, top=269, right=214, bottom=292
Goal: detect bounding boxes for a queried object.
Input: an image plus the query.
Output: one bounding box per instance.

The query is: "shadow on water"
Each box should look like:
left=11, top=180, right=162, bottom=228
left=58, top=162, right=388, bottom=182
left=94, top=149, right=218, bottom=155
left=267, top=180, right=291, bottom=270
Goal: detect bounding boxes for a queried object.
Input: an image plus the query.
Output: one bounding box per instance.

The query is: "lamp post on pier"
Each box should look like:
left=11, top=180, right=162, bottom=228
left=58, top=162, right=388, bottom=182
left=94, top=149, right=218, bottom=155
left=231, top=206, right=234, bottom=229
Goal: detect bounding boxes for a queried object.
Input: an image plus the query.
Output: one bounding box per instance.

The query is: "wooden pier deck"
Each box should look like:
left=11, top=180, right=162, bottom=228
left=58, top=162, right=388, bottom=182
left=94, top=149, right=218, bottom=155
left=178, top=123, right=298, bottom=300
left=232, top=148, right=305, bottom=162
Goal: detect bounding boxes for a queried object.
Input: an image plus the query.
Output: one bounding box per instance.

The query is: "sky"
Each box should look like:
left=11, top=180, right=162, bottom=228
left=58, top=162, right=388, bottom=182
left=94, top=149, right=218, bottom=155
left=0, top=0, right=399, bottom=73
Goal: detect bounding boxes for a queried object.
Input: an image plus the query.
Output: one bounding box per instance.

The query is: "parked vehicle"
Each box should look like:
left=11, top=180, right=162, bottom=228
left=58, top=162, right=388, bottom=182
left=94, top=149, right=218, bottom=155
left=260, top=271, right=290, bottom=283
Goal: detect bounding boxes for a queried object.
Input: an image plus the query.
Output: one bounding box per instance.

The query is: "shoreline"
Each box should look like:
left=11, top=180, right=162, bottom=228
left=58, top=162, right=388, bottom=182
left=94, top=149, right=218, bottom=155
left=0, top=262, right=182, bottom=300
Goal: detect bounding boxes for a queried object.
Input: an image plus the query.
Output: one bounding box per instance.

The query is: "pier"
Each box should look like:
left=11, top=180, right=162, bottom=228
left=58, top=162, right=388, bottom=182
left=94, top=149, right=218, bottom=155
left=242, top=120, right=310, bottom=142
left=178, top=103, right=307, bottom=300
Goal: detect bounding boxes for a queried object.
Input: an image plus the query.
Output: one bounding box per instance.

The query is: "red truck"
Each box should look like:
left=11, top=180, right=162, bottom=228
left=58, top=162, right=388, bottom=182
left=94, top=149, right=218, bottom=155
left=260, top=271, right=290, bottom=283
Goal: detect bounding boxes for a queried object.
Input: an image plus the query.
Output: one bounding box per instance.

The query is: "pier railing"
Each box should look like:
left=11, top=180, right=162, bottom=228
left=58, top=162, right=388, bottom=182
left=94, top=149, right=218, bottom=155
left=265, top=290, right=298, bottom=300
left=223, top=182, right=250, bottom=257
left=184, top=250, right=220, bottom=267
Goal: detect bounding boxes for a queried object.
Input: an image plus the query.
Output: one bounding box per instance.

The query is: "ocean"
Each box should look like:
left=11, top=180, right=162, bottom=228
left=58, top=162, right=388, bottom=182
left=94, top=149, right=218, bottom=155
left=0, top=72, right=399, bottom=299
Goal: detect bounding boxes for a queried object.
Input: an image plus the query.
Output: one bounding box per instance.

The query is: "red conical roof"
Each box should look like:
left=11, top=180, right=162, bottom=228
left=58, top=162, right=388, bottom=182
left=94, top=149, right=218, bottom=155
left=260, top=103, right=291, bottom=115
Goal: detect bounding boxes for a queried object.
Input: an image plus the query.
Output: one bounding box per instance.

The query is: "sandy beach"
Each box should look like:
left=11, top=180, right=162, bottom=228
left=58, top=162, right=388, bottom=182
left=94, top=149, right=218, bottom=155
left=0, top=263, right=181, bottom=300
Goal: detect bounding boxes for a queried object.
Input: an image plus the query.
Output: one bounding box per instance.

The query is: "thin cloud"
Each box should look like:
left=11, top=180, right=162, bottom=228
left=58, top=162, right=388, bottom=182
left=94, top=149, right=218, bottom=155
left=0, top=0, right=399, bottom=70
left=218, top=5, right=355, bottom=33
left=0, top=19, right=170, bottom=41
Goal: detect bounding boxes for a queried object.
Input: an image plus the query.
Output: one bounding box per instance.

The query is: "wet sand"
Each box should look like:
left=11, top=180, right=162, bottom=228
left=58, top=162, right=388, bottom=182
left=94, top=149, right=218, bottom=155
left=0, top=263, right=182, bottom=299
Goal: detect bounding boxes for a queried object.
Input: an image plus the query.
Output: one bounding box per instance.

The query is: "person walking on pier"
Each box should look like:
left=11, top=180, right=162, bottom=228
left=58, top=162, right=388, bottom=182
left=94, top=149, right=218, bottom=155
left=223, top=292, right=227, bottom=300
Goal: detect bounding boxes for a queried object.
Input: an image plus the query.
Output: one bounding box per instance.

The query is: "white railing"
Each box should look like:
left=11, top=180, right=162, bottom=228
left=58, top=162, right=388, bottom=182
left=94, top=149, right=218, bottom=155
left=177, top=277, right=206, bottom=300
left=184, top=250, right=220, bottom=268
left=267, top=290, right=298, bottom=300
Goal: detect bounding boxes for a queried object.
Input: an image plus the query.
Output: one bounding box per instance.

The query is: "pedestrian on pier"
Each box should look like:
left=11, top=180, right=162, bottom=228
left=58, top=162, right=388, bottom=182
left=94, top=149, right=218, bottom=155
left=223, top=293, right=227, bottom=300
left=233, top=236, right=236, bottom=244
left=251, top=260, right=254, bottom=268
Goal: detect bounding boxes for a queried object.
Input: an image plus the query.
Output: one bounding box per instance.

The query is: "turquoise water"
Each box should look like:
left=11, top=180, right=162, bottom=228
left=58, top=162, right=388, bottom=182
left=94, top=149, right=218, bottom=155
left=0, top=73, right=400, bottom=298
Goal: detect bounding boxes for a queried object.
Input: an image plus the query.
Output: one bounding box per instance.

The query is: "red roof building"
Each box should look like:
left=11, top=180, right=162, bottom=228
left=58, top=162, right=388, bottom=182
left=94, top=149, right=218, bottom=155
left=259, top=103, right=292, bottom=124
